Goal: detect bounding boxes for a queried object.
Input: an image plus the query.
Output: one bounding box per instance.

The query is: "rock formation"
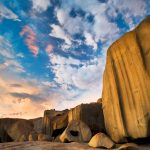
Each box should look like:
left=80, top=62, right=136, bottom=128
left=0, top=118, right=42, bottom=142
left=30, top=117, right=43, bottom=133
left=37, top=133, right=53, bottom=141
left=68, top=103, right=105, bottom=135
left=88, top=132, right=115, bottom=148
left=28, top=131, right=38, bottom=141
left=7, top=120, right=34, bottom=141
left=60, top=120, right=92, bottom=143
left=102, top=16, right=150, bottom=143
left=42, top=109, right=68, bottom=137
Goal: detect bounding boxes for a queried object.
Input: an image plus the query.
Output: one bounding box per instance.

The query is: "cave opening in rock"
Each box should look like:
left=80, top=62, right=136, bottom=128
left=0, top=128, right=13, bottom=143
left=52, top=127, right=66, bottom=138
left=64, top=138, right=70, bottom=143
left=126, top=137, right=150, bottom=144
left=70, top=130, right=79, bottom=136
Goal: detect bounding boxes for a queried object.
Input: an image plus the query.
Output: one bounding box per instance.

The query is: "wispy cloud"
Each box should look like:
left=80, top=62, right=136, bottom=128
left=0, top=36, right=25, bottom=73
left=0, top=75, right=57, bottom=119
left=0, top=3, right=21, bottom=21
left=49, top=24, right=72, bottom=49
left=20, top=25, right=39, bottom=56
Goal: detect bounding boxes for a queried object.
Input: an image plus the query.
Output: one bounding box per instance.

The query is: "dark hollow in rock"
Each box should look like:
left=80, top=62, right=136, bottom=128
left=52, top=127, right=66, bottom=138
left=70, top=130, right=79, bottom=137
left=68, top=103, right=105, bottom=136
left=126, top=137, right=150, bottom=145
left=64, top=138, right=70, bottom=143
left=42, top=109, right=68, bottom=136
left=0, top=128, right=13, bottom=143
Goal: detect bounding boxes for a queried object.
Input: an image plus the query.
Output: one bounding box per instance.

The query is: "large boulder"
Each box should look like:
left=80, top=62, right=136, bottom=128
left=68, top=103, right=105, bottom=135
left=102, top=16, right=150, bottom=143
left=42, top=109, right=68, bottom=137
left=7, top=120, right=34, bottom=141
left=60, top=120, right=92, bottom=143
left=0, top=118, right=30, bottom=142
left=88, top=132, right=115, bottom=149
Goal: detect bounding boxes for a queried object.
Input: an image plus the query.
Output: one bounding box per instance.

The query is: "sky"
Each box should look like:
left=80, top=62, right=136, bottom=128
left=0, top=0, right=150, bottom=119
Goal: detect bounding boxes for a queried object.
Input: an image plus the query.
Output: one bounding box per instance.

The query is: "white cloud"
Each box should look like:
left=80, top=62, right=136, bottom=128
left=0, top=3, right=21, bottom=21
left=84, top=32, right=97, bottom=50
left=107, top=0, right=146, bottom=29
left=49, top=24, right=72, bottom=48
left=49, top=0, right=120, bottom=51
left=31, top=0, right=51, bottom=12
left=49, top=0, right=147, bottom=51
left=49, top=53, right=105, bottom=99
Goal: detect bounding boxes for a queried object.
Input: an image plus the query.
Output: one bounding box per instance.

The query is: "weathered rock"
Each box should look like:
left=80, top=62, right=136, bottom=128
left=28, top=131, right=38, bottom=141
left=88, top=132, right=115, bottom=149
left=19, top=134, right=28, bottom=142
left=30, top=117, right=43, bottom=133
left=7, top=120, right=34, bottom=141
left=38, top=133, right=53, bottom=141
left=54, top=135, right=61, bottom=142
left=0, top=118, right=34, bottom=142
left=68, top=103, right=105, bottom=135
left=60, top=120, right=92, bottom=143
left=118, top=143, right=139, bottom=150
left=42, top=109, right=68, bottom=137
left=102, top=16, right=150, bottom=143
left=0, top=118, right=21, bottom=142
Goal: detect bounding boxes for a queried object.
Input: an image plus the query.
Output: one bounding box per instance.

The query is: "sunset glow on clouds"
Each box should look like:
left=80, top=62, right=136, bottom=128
left=0, top=0, right=150, bottom=118
left=20, top=25, right=39, bottom=56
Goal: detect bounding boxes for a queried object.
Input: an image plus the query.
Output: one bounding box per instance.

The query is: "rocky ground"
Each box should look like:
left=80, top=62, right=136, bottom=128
left=0, top=142, right=150, bottom=150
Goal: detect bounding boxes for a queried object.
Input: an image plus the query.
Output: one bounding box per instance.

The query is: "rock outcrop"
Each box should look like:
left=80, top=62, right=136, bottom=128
left=30, top=117, right=43, bottom=133
left=28, top=131, right=38, bottom=141
left=102, top=16, right=150, bottom=143
left=7, top=120, right=34, bottom=141
left=88, top=132, right=115, bottom=149
left=60, top=120, right=92, bottom=143
left=68, top=103, right=105, bottom=135
left=0, top=118, right=30, bottom=142
left=38, top=133, right=52, bottom=141
left=42, top=109, right=68, bottom=137
left=0, top=118, right=41, bottom=142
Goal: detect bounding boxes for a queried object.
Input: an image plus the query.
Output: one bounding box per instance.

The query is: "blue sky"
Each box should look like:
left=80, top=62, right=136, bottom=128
left=0, top=0, right=150, bottom=118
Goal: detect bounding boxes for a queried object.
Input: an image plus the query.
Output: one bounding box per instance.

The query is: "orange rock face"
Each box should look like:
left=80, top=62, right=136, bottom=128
left=102, top=16, right=150, bottom=143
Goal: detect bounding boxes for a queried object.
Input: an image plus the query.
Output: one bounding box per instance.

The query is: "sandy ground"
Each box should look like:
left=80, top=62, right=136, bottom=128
left=0, top=142, right=150, bottom=150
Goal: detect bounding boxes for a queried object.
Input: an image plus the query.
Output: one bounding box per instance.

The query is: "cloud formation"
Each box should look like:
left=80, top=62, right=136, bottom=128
left=46, top=44, right=53, bottom=54
left=20, top=25, right=39, bottom=56
left=31, top=0, right=51, bottom=12
left=0, top=3, right=21, bottom=21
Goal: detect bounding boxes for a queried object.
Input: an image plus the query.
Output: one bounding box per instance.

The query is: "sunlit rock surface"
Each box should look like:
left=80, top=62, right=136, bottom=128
left=102, top=16, right=150, bottom=143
